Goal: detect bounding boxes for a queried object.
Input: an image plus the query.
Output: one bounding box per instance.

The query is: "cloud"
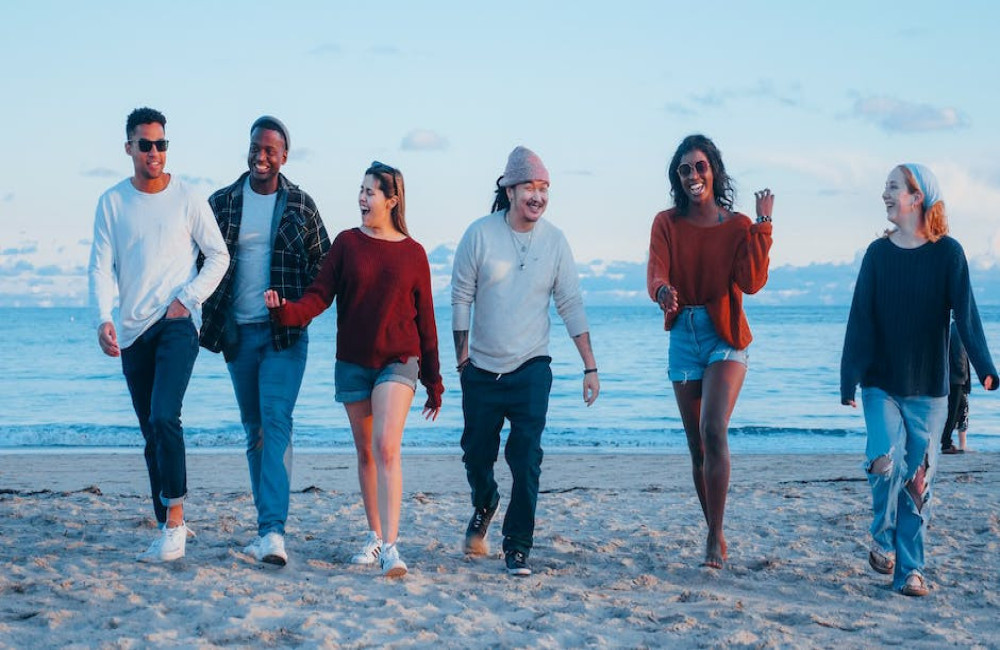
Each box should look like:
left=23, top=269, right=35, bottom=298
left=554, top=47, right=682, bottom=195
left=2, top=244, right=38, bottom=255
left=81, top=167, right=120, bottom=178
left=308, top=43, right=341, bottom=56
left=370, top=45, right=401, bottom=56
left=0, top=260, right=34, bottom=276
left=289, top=147, right=314, bottom=162
left=664, top=102, right=696, bottom=117
left=564, top=169, right=594, bottom=177
left=401, top=129, right=448, bottom=151
left=666, top=79, right=803, bottom=116
left=852, top=96, right=969, bottom=133
left=178, top=175, right=215, bottom=186
left=2, top=192, right=12, bottom=202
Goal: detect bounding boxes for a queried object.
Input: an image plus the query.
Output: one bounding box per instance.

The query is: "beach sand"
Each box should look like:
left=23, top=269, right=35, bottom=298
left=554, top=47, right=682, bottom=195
left=1, top=451, right=998, bottom=648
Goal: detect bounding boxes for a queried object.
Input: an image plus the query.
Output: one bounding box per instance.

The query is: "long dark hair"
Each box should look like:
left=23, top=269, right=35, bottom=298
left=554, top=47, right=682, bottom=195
left=491, top=176, right=510, bottom=213
left=365, top=161, right=408, bottom=235
left=667, top=134, right=735, bottom=215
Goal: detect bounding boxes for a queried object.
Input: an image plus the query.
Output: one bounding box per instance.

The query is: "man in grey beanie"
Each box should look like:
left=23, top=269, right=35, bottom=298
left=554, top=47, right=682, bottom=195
left=200, top=116, right=330, bottom=566
left=451, top=145, right=600, bottom=576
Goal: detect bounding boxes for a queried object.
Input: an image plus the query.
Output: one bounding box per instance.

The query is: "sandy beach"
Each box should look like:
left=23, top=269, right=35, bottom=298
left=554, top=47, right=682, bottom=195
left=1, top=451, right=998, bottom=648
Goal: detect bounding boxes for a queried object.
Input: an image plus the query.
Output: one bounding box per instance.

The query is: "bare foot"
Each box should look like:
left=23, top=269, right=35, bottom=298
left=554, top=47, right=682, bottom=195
left=702, top=532, right=727, bottom=569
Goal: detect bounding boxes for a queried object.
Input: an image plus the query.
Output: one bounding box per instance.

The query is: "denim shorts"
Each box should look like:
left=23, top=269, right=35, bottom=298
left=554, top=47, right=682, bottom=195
left=668, top=306, right=748, bottom=382
left=334, top=357, right=419, bottom=403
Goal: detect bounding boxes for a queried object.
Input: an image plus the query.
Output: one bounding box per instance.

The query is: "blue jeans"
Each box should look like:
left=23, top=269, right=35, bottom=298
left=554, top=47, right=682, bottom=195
left=862, top=387, right=948, bottom=590
left=121, top=316, right=200, bottom=524
left=227, top=323, right=308, bottom=536
left=460, top=357, right=552, bottom=555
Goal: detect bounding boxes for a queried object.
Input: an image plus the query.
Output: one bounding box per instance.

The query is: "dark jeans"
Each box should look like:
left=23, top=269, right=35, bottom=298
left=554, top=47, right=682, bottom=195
left=940, top=383, right=966, bottom=450
left=460, top=357, right=552, bottom=555
left=121, top=316, right=200, bottom=524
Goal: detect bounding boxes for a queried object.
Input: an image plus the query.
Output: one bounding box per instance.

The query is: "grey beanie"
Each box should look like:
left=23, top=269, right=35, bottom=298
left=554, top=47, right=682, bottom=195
left=498, top=146, right=549, bottom=187
left=251, top=115, right=290, bottom=150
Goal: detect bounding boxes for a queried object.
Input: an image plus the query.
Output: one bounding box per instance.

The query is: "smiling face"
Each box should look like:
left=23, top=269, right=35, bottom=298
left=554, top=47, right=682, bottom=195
left=506, top=180, right=549, bottom=228
left=677, top=149, right=713, bottom=207
left=882, top=166, right=922, bottom=226
left=247, top=127, right=287, bottom=194
left=126, top=122, right=167, bottom=183
left=358, top=173, right=397, bottom=230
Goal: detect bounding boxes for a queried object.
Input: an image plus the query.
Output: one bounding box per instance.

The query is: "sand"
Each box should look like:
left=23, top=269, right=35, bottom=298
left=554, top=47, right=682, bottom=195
left=1, top=451, right=998, bottom=648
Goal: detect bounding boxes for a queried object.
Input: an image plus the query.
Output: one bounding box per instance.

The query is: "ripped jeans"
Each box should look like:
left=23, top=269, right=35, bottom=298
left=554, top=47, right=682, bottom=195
left=861, top=387, right=948, bottom=590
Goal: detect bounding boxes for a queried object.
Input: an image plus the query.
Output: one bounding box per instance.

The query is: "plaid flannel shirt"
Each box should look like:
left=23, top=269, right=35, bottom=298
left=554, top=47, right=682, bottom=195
left=200, top=172, right=330, bottom=354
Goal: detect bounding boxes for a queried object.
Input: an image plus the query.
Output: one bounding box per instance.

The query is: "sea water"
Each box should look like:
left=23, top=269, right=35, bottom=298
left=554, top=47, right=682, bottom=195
left=2, top=305, right=999, bottom=454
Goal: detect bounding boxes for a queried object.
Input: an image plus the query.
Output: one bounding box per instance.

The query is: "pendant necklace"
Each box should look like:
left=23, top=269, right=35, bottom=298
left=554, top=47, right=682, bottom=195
left=505, top=213, right=534, bottom=270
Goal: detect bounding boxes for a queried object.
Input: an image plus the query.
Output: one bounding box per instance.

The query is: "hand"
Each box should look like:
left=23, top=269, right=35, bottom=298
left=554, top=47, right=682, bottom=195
left=423, top=405, right=440, bottom=421
left=97, top=322, right=120, bottom=357
left=264, top=289, right=286, bottom=309
left=842, top=399, right=857, bottom=408
left=755, top=188, right=774, bottom=220
left=583, top=372, right=600, bottom=406
left=165, top=298, right=190, bottom=319
left=985, top=375, right=997, bottom=391
left=656, top=284, right=678, bottom=314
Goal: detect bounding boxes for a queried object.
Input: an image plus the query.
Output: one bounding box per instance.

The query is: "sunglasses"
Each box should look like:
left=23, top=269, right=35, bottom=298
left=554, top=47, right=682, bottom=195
left=677, top=160, right=710, bottom=178
left=130, top=139, right=169, bottom=153
left=370, top=160, right=400, bottom=195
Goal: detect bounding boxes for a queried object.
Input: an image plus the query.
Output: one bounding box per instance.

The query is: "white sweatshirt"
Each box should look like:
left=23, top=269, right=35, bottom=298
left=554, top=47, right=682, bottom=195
left=88, top=176, right=229, bottom=349
left=451, top=211, right=589, bottom=374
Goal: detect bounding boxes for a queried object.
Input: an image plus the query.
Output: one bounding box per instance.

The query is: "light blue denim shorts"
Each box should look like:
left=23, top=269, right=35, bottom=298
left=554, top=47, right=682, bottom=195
left=668, top=306, right=748, bottom=382
left=335, top=357, right=419, bottom=403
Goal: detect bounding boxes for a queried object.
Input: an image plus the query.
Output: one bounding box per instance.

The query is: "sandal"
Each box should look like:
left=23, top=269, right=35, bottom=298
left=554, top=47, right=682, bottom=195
left=901, top=570, right=929, bottom=597
left=868, top=545, right=895, bottom=575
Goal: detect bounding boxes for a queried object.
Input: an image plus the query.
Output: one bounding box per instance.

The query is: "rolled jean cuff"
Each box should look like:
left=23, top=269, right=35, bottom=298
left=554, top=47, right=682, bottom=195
left=159, top=493, right=186, bottom=507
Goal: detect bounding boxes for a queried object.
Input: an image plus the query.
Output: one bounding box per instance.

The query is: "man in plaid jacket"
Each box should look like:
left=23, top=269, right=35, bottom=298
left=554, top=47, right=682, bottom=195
left=200, top=116, right=330, bottom=566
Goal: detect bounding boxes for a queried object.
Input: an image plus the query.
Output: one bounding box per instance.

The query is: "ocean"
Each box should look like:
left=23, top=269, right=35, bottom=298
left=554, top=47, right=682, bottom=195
left=2, top=305, right=999, bottom=454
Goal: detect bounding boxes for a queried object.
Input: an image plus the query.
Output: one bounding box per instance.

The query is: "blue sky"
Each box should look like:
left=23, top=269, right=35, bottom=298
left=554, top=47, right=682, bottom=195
left=2, top=0, right=999, bottom=304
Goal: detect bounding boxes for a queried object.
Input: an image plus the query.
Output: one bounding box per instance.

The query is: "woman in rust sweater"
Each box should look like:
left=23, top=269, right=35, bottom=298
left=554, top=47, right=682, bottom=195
left=646, top=134, right=773, bottom=569
left=265, top=161, right=443, bottom=578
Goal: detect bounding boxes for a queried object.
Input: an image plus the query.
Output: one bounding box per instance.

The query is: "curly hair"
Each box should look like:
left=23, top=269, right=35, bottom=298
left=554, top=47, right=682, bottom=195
left=126, top=107, right=166, bottom=139
left=898, top=165, right=948, bottom=242
left=667, top=134, right=735, bottom=215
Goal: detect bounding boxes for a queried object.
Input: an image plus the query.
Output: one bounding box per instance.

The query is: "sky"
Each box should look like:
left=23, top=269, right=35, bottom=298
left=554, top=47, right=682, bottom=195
left=2, top=0, right=1000, bottom=305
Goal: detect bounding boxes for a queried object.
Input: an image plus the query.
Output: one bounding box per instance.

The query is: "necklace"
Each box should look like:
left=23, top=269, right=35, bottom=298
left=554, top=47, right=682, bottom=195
left=505, top=213, right=534, bottom=270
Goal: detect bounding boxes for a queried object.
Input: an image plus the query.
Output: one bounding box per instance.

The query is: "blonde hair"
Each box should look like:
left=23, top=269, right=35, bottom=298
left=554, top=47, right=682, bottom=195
left=898, top=165, right=948, bottom=242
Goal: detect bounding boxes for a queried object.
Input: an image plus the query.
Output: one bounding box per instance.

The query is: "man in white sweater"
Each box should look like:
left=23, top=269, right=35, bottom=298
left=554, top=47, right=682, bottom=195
left=452, top=146, right=600, bottom=576
left=89, top=107, right=229, bottom=562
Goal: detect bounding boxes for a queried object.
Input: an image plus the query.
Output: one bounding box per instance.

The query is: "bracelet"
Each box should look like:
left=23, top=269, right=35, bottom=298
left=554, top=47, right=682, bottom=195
left=457, top=359, right=471, bottom=372
left=757, top=215, right=772, bottom=223
left=583, top=368, right=598, bottom=375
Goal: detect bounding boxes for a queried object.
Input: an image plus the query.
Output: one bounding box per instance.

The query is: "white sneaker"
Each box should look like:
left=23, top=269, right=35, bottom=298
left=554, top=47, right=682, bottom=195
left=160, top=521, right=197, bottom=539
left=380, top=543, right=408, bottom=578
left=351, top=530, right=382, bottom=565
left=243, top=532, right=288, bottom=566
left=137, top=522, right=187, bottom=562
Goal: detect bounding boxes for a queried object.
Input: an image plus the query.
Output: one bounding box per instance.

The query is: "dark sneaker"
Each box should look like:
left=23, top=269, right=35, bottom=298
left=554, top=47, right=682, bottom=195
left=505, top=550, right=531, bottom=577
left=463, top=500, right=498, bottom=556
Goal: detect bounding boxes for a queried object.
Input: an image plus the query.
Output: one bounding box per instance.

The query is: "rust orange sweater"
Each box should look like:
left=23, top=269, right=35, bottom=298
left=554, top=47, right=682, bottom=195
left=646, top=209, right=772, bottom=349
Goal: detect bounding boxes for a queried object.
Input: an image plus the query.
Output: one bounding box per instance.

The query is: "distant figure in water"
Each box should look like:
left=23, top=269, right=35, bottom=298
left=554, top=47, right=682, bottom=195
left=646, top=134, right=773, bottom=569
left=941, top=320, right=972, bottom=454
left=841, top=163, right=997, bottom=597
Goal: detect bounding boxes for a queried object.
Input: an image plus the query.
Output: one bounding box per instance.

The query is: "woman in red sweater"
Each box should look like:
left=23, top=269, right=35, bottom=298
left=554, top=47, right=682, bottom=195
left=265, top=161, right=443, bottom=578
left=646, top=134, right=773, bottom=569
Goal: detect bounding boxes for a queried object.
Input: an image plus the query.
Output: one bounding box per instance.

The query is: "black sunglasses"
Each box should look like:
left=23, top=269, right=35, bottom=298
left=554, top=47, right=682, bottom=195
left=677, top=160, right=710, bottom=178
left=370, top=160, right=399, bottom=194
left=130, top=138, right=169, bottom=153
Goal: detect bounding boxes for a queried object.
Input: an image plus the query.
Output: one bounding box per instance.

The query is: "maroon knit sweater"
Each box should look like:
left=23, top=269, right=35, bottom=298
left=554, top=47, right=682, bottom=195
left=271, top=228, right=444, bottom=408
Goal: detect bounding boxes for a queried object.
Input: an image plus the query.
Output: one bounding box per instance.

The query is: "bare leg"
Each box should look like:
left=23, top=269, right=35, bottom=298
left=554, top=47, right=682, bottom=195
left=345, top=399, right=381, bottom=536
left=698, top=361, right=746, bottom=568
left=958, top=429, right=968, bottom=451
left=370, top=382, right=415, bottom=546
left=672, top=379, right=707, bottom=523
left=166, top=503, right=184, bottom=528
